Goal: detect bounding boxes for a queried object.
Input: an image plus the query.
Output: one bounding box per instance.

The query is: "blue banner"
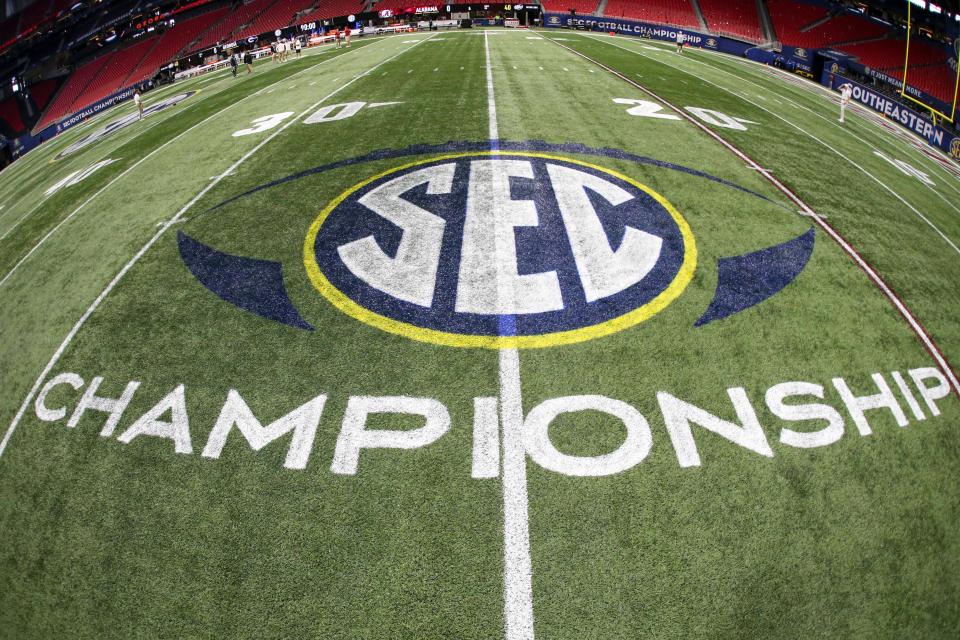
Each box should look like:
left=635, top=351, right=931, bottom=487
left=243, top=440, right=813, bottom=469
left=542, top=13, right=753, bottom=56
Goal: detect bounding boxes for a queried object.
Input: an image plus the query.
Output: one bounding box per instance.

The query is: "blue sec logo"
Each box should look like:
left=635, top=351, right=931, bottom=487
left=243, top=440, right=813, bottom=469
left=304, top=152, right=696, bottom=348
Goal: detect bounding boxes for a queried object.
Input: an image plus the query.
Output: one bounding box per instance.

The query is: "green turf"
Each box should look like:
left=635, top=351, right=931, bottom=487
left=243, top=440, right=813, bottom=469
left=0, top=28, right=958, bottom=639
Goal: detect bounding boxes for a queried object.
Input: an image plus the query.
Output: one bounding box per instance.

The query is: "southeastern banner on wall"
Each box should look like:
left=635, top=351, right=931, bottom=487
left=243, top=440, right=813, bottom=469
left=819, top=70, right=959, bottom=157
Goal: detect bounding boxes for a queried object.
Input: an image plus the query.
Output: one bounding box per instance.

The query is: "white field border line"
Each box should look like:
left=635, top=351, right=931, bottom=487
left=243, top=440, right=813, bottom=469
left=0, top=35, right=436, bottom=456
left=675, top=43, right=960, bottom=206
left=0, top=38, right=393, bottom=291
left=586, top=34, right=960, bottom=257
left=486, top=31, right=536, bottom=640
left=543, top=35, right=960, bottom=399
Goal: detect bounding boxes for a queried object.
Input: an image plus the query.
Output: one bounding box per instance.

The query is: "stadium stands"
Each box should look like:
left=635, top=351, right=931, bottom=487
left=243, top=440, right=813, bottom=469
left=602, top=0, right=700, bottom=30
left=190, top=0, right=277, bottom=51
left=767, top=0, right=831, bottom=47
left=769, top=1, right=889, bottom=48
left=66, top=36, right=158, bottom=113
left=903, top=65, right=959, bottom=105
left=125, top=8, right=231, bottom=85
left=235, top=0, right=316, bottom=40
left=698, top=0, right=762, bottom=42
left=34, top=50, right=117, bottom=131
left=298, top=0, right=364, bottom=23
left=540, top=0, right=600, bottom=16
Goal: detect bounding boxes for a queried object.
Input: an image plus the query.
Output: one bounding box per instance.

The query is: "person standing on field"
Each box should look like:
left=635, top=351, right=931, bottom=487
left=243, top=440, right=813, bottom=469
left=345, top=26, right=351, bottom=47
left=133, top=89, right=144, bottom=120
left=295, top=37, right=302, bottom=57
left=676, top=31, right=685, bottom=54
left=244, top=49, right=253, bottom=74
left=230, top=53, right=238, bottom=77
left=838, top=82, right=853, bottom=123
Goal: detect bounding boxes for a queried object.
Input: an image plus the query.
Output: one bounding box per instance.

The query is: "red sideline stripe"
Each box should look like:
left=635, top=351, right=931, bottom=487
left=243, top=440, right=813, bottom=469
left=545, top=35, right=960, bottom=399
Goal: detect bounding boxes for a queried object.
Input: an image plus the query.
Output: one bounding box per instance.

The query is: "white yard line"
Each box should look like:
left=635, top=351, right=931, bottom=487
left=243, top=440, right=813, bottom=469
left=486, top=31, right=535, bottom=640
left=587, top=35, right=960, bottom=257
left=0, top=36, right=434, bottom=456
left=0, top=40, right=390, bottom=291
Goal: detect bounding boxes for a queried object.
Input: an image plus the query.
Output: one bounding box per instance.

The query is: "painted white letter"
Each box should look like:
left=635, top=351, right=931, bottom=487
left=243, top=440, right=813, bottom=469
left=472, top=396, right=500, bottom=479
left=67, top=376, right=141, bottom=437
left=832, top=373, right=908, bottom=435
left=331, top=396, right=450, bottom=475
left=546, top=163, right=662, bottom=302
left=524, top=395, right=652, bottom=477
left=338, top=163, right=453, bottom=306
left=908, top=367, right=950, bottom=417
left=202, top=390, right=326, bottom=470
left=766, top=381, right=845, bottom=449
left=658, top=388, right=773, bottom=467
left=117, top=384, right=192, bottom=454
left=34, top=373, right=84, bottom=422
left=457, top=159, right=563, bottom=314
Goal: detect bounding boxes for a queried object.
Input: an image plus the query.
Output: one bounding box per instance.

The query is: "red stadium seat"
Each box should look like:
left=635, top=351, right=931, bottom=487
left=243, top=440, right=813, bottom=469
left=191, top=0, right=278, bottom=52
left=769, top=1, right=888, bottom=48
left=298, top=0, right=364, bottom=24
left=235, top=0, right=316, bottom=40
left=602, top=0, right=699, bottom=30
left=126, top=8, right=231, bottom=85
left=66, top=37, right=159, bottom=114
left=540, top=0, right=600, bottom=16
left=699, top=0, right=762, bottom=42
left=34, top=51, right=117, bottom=132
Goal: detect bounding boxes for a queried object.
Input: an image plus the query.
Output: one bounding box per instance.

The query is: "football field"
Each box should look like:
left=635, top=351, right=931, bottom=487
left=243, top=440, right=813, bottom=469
left=1, top=28, right=959, bottom=638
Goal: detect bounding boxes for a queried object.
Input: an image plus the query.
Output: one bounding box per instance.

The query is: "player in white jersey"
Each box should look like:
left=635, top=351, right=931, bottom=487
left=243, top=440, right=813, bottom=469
left=838, top=82, right=853, bottom=123
left=676, top=31, right=684, bottom=54
left=133, top=89, right=144, bottom=120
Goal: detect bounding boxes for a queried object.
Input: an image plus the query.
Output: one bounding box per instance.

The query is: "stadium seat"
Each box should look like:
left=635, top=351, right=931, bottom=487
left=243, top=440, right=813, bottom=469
left=66, top=36, right=159, bottom=114
left=601, top=0, right=700, bottom=30
left=235, top=0, right=316, bottom=40
left=767, top=0, right=830, bottom=48
left=34, top=51, right=117, bottom=132
left=540, top=0, right=600, bottom=16
left=125, top=8, right=231, bottom=86
left=191, top=0, right=278, bottom=52
left=298, top=0, right=365, bottom=24
left=699, top=0, right=762, bottom=42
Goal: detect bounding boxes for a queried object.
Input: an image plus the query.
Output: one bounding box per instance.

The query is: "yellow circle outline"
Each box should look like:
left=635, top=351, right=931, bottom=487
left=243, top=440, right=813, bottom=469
left=303, top=151, right=697, bottom=349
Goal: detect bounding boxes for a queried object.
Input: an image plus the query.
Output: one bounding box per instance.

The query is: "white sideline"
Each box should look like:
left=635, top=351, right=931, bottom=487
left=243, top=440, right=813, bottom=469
left=486, top=31, right=536, bottom=640
left=0, top=38, right=392, bottom=291
left=585, top=34, right=960, bottom=258
left=547, top=34, right=960, bottom=398
left=0, top=35, right=435, bottom=456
